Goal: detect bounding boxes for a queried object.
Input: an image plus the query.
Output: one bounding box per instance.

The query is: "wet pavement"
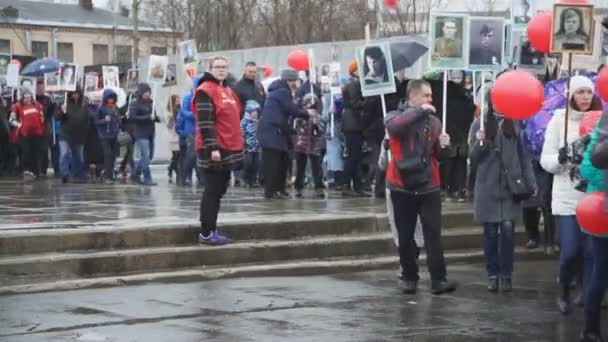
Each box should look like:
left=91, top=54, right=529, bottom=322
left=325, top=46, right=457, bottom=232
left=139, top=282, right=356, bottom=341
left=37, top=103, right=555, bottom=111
left=0, top=167, right=471, bottom=232
left=0, top=260, right=598, bottom=342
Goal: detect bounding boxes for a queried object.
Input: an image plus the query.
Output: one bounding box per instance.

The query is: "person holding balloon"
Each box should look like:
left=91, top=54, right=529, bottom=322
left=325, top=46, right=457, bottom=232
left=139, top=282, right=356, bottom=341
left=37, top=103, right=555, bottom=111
left=540, top=75, right=602, bottom=315
left=469, top=88, right=537, bottom=293
left=579, top=110, right=608, bottom=342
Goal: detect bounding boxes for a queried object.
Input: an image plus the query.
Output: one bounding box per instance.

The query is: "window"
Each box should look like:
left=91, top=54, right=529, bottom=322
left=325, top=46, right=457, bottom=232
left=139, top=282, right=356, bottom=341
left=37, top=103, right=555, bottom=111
left=0, top=40, right=10, bottom=54
left=93, top=44, right=109, bottom=65
left=114, top=45, right=132, bottom=64
left=57, top=42, right=73, bottom=63
left=32, top=41, right=48, bottom=58
left=150, top=46, right=167, bottom=55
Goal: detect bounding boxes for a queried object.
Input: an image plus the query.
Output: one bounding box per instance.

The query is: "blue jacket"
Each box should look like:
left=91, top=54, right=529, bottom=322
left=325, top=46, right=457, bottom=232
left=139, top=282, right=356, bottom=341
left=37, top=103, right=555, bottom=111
left=129, top=83, right=156, bottom=140
left=95, top=89, right=120, bottom=140
left=258, top=79, right=307, bottom=151
left=241, top=113, right=259, bottom=152
left=176, top=76, right=200, bottom=138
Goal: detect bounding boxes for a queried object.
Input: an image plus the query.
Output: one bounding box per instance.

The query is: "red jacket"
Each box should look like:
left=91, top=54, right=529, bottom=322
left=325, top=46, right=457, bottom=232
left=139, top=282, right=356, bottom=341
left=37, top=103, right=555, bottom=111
left=11, top=102, right=44, bottom=137
left=385, top=105, right=448, bottom=194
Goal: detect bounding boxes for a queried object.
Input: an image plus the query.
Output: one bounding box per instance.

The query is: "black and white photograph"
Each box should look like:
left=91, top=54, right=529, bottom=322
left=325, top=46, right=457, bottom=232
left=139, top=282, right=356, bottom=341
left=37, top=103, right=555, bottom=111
left=102, top=66, right=119, bottom=88
left=518, top=33, right=545, bottom=68
left=44, top=71, right=60, bottom=92
left=357, top=42, right=395, bottom=97
left=126, top=69, right=139, bottom=91
left=178, top=40, right=197, bottom=65
left=551, top=4, right=594, bottom=54
left=504, top=23, right=512, bottom=63
left=59, top=63, right=77, bottom=91
left=512, top=0, right=534, bottom=26
left=164, top=64, right=177, bottom=86
left=18, top=76, right=36, bottom=100
left=468, top=17, right=505, bottom=70
left=84, top=74, right=99, bottom=94
left=0, top=76, right=12, bottom=98
left=0, top=53, right=10, bottom=75
left=429, top=14, right=468, bottom=69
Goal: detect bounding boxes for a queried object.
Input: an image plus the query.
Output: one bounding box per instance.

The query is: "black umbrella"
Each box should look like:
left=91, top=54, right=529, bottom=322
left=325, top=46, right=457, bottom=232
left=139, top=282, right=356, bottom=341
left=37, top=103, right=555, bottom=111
left=390, top=41, right=428, bottom=72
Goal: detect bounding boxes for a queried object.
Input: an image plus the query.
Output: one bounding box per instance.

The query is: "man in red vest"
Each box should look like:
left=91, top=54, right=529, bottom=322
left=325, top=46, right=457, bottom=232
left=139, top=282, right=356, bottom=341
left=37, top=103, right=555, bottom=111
left=192, top=56, right=244, bottom=245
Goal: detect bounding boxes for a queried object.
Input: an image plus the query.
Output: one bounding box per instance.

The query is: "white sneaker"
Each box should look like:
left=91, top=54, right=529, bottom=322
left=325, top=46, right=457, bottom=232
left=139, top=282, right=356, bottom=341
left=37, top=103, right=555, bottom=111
left=23, top=171, right=35, bottom=181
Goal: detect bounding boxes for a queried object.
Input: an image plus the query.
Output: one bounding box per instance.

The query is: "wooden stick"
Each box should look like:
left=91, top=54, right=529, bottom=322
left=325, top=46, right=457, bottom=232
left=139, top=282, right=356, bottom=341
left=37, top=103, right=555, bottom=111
left=564, top=53, right=572, bottom=146
left=442, top=71, right=448, bottom=133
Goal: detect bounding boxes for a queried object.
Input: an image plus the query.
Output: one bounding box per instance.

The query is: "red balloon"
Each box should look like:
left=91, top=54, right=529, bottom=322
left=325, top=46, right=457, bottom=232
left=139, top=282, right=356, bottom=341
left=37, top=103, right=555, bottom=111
left=527, top=12, right=552, bottom=54
left=10, top=59, right=21, bottom=71
left=558, top=0, right=588, bottom=3
left=287, top=50, right=309, bottom=71
left=384, top=0, right=398, bottom=9
left=598, top=67, right=608, bottom=102
left=491, top=70, right=544, bottom=120
left=579, top=111, right=603, bottom=136
left=261, top=63, right=273, bottom=78
left=576, top=192, right=608, bottom=236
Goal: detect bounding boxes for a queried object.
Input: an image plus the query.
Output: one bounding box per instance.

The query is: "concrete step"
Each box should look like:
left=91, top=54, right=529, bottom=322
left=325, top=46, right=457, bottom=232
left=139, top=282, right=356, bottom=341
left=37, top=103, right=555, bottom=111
left=0, top=247, right=552, bottom=295
left=0, top=227, right=530, bottom=287
left=0, top=210, right=475, bottom=256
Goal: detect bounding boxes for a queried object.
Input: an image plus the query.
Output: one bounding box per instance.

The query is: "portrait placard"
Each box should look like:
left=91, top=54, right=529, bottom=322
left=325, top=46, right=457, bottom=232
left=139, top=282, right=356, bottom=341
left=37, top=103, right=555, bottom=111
left=551, top=4, right=594, bottom=55
left=429, top=14, right=469, bottom=70
left=148, top=55, right=168, bottom=84
left=59, top=63, right=77, bottom=92
left=126, top=69, right=139, bottom=91
left=102, top=66, right=120, bottom=89
left=357, top=42, right=396, bottom=97
left=468, top=17, right=505, bottom=70
left=512, top=0, right=535, bottom=27
left=84, top=74, right=99, bottom=94
left=44, top=71, right=60, bottom=92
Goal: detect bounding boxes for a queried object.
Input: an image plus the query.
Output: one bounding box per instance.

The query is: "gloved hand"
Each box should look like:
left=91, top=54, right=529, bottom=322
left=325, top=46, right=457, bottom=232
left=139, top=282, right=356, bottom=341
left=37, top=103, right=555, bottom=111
left=558, top=146, right=569, bottom=165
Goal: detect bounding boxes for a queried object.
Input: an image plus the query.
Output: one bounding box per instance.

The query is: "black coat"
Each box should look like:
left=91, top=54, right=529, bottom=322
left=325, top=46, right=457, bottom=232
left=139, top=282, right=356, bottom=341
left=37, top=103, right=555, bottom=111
left=233, top=77, right=266, bottom=113
left=362, top=78, right=407, bottom=143
left=60, top=93, right=89, bottom=145
left=129, top=83, right=156, bottom=140
left=341, top=78, right=365, bottom=133
left=428, top=80, right=476, bottom=148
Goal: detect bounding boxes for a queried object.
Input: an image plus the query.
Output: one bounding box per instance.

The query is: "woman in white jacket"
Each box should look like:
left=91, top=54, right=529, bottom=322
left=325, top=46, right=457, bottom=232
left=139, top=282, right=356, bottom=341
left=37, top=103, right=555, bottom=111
left=540, top=75, right=603, bottom=315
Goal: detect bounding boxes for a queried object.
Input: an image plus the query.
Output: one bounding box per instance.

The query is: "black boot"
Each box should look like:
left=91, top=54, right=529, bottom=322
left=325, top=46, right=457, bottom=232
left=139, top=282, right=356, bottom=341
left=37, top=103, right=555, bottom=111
left=500, top=276, right=512, bottom=293
left=558, top=286, right=570, bottom=315
left=488, top=277, right=499, bottom=293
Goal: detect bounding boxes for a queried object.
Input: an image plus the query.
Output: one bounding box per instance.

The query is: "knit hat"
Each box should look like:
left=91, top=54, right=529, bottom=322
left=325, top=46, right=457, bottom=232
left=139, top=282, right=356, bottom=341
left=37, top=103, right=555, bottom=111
left=245, top=100, right=261, bottom=112
left=569, top=75, right=594, bottom=99
left=280, top=68, right=299, bottom=81
left=348, top=60, right=358, bottom=76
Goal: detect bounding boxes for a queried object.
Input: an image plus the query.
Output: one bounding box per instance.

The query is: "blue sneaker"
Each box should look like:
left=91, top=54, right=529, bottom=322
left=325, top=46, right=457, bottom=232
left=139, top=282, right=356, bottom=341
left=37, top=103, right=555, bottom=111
left=198, top=231, right=230, bottom=245
left=214, top=231, right=232, bottom=243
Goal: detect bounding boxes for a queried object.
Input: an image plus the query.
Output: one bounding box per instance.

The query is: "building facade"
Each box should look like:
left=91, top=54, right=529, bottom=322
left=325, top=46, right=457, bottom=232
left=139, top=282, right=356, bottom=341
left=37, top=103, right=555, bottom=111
left=0, top=0, right=181, bottom=66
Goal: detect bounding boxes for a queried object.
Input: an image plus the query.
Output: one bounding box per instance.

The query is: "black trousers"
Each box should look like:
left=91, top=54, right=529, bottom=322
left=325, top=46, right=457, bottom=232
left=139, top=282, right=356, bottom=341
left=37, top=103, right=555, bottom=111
left=295, top=153, right=323, bottom=190
left=101, top=139, right=119, bottom=180
left=523, top=206, right=555, bottom=245
left=200, top=169, right=231, bottom=236
left=343, top=132, right=363, bottom=191
left=391, top=190, right=447, bottom=282
left=440, top=156, right=467, bottom=194
left=263, top=148, right=288, bottom=196
left=21, top=136, right=45, bottom=176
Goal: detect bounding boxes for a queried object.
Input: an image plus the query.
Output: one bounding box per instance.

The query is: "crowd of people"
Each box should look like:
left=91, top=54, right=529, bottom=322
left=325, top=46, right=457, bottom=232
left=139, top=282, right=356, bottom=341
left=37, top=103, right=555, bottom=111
left=0, top=57, right=607, bottom=341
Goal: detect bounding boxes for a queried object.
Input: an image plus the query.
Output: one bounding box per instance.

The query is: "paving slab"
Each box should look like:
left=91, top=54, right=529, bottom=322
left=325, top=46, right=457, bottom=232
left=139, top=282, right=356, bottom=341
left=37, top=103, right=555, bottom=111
left=0, top=169, right=472, bottom=233
left=0, top=260, right=599, bottom=341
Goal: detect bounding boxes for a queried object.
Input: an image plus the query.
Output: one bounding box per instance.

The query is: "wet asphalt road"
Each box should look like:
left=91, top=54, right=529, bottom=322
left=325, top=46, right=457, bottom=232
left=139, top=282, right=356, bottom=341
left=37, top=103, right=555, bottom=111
left=0, top=260, right=601, bottom=342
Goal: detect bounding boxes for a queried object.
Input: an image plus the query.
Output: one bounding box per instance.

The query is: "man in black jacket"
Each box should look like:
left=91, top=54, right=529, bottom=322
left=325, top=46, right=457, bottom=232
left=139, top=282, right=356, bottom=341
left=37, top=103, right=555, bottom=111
left=233, top=62, right=265, bottom=118
left=341, top=64, right=370, bottom=197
